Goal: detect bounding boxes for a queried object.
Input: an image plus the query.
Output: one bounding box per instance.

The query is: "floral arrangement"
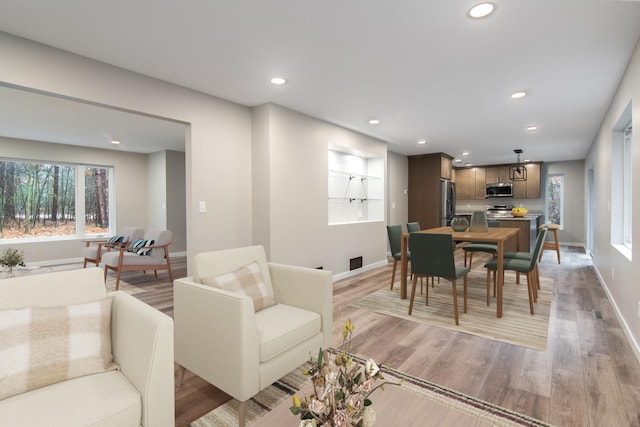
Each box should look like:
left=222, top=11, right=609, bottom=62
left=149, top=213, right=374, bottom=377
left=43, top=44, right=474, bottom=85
left=0, top=247, right=25, bottom=269
left=289, top=319, right=399, bottom=427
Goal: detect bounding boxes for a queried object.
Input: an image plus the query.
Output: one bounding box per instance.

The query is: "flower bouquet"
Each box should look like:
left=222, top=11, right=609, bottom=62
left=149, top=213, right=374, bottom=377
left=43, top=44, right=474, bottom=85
left=289, top=319, right=399, bottom=427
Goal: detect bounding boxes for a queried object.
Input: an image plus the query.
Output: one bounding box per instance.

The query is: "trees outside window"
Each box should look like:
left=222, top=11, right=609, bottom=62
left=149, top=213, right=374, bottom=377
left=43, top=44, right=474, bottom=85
left=545, top=174, right=563, bottom=228
left=0, top=159, right=112, bottom=240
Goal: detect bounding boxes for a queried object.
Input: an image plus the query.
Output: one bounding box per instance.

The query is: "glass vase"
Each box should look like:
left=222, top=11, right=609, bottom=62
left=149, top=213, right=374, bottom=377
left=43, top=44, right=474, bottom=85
left=450, top=216, right=469, bottom=232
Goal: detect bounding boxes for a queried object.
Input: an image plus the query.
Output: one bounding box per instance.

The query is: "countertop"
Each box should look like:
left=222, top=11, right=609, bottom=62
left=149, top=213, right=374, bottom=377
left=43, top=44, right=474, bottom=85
left=455, top=212, right=542, bottom=221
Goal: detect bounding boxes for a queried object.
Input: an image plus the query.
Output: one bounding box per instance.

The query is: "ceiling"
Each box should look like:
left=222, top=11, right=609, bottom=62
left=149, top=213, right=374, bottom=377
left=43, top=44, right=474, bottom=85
left=1, top=1, right=639, bottom=165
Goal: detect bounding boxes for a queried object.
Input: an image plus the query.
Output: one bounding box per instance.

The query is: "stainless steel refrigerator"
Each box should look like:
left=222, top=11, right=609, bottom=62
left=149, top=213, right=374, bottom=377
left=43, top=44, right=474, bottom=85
left=440, top=180, right=456, bottom=226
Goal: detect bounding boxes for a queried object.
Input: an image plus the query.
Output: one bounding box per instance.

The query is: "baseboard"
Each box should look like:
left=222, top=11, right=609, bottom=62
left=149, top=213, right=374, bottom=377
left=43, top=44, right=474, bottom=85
left=592, top=264, right=640, bottom=365
left=332, top=259, right=388, bottom=282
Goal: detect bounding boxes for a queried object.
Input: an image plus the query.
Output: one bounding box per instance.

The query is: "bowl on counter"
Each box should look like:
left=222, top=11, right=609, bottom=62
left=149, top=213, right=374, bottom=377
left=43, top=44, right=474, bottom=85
left=511, top=208, right=528, bottom=217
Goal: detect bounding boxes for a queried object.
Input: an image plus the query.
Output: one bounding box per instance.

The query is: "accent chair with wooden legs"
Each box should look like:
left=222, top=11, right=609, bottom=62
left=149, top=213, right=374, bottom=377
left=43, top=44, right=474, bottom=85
left=173, top=245, right=333, bottom=427
left=81, top=227, right=144, bottom=268
left=101, top=229, right=173, bottom=290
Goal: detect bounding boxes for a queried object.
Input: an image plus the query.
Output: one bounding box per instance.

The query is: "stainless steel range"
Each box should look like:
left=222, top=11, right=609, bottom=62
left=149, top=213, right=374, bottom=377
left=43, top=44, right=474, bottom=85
left=486, top=204, right=514, bottom=218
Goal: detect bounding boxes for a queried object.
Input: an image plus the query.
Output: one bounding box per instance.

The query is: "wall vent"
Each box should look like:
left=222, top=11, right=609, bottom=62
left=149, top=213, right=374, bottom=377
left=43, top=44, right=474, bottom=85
left=350, top=256, right=363, bottom=271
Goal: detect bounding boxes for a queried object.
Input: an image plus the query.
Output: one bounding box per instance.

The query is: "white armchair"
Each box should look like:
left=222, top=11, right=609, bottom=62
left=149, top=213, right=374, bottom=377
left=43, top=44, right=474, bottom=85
left=174, top=245, right=333, bottom=427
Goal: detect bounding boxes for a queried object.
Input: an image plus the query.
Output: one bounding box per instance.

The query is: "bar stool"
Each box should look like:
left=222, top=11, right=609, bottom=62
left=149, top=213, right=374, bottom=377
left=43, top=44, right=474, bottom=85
left=539, top=223, right=561, bottom=264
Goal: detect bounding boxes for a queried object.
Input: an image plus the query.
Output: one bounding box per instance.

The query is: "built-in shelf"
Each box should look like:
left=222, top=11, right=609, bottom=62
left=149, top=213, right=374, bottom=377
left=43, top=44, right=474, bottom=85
left=328, top=151, right=384, bottom=225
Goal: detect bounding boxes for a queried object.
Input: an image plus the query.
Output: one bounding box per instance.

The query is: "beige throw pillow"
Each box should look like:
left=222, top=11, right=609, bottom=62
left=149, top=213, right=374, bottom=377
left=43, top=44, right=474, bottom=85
left=200, top=261, right=276, bottom=312
left=0, top=297, right=119, bottom=400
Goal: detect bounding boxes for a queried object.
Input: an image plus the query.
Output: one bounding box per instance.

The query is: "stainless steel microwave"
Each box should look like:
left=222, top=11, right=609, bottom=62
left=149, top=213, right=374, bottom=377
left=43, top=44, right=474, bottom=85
left=486, top=182, right=513, bottom=198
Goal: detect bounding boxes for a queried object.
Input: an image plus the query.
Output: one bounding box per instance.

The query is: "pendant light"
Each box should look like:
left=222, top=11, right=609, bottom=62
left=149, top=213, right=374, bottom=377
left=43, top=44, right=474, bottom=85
left=509, top=149, right=527, bottom=181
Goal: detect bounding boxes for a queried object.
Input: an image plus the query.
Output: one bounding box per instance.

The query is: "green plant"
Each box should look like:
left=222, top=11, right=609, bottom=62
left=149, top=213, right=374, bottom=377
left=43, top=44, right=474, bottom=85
left=0, top=248, right=26, bottom=268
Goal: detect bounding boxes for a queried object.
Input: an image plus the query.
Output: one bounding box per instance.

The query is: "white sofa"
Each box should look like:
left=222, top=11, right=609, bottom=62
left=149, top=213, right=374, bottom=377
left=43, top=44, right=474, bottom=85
left=0, top=267, right=175, bottom=427
left=174, top=245, right=333, bottom=427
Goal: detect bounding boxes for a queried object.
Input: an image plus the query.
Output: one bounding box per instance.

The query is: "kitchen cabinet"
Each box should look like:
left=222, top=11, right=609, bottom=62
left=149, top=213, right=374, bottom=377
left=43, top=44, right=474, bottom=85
left=512, top=163, right=541, bottom=199
left=408, top=153, right=453, bottom=229
left=455, top=163, right=541, bottom=200
left=485, top=166, right=511, bottom=184
left=440, top=156, right=453, bottom=180
left=455, top=167, right=485, bottom=200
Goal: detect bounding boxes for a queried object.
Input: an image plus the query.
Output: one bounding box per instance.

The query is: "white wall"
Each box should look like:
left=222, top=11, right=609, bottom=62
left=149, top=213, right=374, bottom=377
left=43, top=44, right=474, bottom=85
left=585, top=37, right=640, bottom=356
left=386, top=151, right=409, bottom=229
left=0, top=32, right=253, bottom=268
left=0, top=136, right=148, bottom=263
left=147, top=151, right=168, bottom=230
left=252, top=104, right=388, bottom=276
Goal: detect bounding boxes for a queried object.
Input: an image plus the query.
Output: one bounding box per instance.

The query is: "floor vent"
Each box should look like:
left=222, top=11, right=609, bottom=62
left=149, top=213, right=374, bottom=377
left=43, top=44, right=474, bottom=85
left=593, top=310, right=603, bottom=319
left=350, top=256, right=363, bottom=271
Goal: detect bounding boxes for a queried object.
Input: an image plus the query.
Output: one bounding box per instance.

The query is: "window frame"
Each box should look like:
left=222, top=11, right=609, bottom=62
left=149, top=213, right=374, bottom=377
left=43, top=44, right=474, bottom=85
left=0, top=158, right=115, bottom=242
left=544, top=173, right=564, bottom=229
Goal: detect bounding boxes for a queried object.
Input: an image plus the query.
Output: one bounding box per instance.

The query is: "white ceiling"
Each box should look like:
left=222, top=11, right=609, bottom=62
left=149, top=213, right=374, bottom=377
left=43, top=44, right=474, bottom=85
left=1, top=1, right=639, bottom=164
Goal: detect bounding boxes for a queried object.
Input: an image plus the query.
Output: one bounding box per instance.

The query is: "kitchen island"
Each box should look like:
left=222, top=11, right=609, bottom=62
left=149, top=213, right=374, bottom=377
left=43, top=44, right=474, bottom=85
left=455, top=213, right=542, bottom=252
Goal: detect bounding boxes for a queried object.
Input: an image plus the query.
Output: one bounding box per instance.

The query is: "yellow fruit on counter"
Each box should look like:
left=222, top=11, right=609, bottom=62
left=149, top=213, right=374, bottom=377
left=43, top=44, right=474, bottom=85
left=511, top=207, right=528, bottom=217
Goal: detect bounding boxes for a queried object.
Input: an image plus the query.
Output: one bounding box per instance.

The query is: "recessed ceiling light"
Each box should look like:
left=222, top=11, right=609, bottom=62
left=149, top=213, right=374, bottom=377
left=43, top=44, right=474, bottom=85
left=468, top=2, right=495, bottom=18
left=526, top=125, right=540, bottom=132
left=454, top=159, right=462, bottom=163
left=524, top=159, right=531, bottom=163
left=417, top=139, right=427, bottom=145
left=465, top=163, right=472, bottom=167
left=368, top=119, right=380, bottom=125
left=461, top=151, right=470, bottom=156
left=510, top=91, right=527, bottom=99
left=270, top=77, right=287, bottom=85
left=110, top=140, right=121, bottom=145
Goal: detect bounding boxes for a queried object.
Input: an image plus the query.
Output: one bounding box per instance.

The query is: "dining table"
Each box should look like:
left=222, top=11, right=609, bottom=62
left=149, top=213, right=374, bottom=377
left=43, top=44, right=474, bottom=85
left=400, top=226, right=520, bottom=318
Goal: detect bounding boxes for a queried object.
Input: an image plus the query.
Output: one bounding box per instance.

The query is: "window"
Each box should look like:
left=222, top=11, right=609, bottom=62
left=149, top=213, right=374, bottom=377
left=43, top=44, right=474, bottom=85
left=622, top=124, right=632, bottom=249
left=545, top=174, right=563, bottom=228
left=611, top=102, right=632, bottom=259
left=0, top=159, right=113, bottom=240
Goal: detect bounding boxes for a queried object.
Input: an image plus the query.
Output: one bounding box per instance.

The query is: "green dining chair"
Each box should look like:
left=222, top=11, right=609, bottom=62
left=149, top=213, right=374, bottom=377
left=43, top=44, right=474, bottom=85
left=501, top=225, right=550, bottom=299
left=387, top=225, right=408, bottom=290
left=408, top=232, right=470, bottom=325
left=406, top=222, right=421, bottom=233
left=463, top=220, right=501, bottom=269
left=484, top=227, right=548, bottom=315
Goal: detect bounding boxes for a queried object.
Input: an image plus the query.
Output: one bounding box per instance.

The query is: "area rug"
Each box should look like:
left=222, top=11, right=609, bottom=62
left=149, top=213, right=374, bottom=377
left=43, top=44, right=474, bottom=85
left=350, top=270, right=553, bottom=351
left=189, top=352, right=553, bottom=427
left=104, top=277, right=145, bottom=295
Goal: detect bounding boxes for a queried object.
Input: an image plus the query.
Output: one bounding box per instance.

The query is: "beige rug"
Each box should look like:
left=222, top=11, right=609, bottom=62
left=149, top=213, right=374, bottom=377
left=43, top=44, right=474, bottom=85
left=189, top=353, right=553, bottom=427
left=104, top=277, right=145, bottom=295
left=350, top=270, right=553, bottom=351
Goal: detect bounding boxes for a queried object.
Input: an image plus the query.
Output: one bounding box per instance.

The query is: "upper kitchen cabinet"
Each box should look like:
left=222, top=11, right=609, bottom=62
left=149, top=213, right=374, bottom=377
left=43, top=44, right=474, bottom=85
left=485, top=166, right=511, bottom=184
left=455, top=163, right=541, bottom=200
left=512, top=163, right=541, bottom=199
left=440, top=155, right=453, bottom=180
left=455, top=167, right=485, bottom=200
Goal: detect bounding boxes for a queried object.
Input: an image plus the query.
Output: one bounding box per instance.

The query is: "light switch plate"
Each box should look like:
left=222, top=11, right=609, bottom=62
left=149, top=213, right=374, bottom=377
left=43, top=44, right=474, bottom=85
left=199, top=201, right=206, bottom=213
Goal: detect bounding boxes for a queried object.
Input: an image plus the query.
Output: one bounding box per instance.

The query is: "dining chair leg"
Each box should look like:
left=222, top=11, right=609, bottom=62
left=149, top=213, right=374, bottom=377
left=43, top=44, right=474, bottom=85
left=526, top=271, right=535, bottom=315
left=408, top=275, right=419, bottom=315
left=463, top=274, right=468, bottom=313
left=486, top=269, right=491, bottom=306
left=390, top=259, right=398, bottom=290
left=451, top=279, right=459, bottom=325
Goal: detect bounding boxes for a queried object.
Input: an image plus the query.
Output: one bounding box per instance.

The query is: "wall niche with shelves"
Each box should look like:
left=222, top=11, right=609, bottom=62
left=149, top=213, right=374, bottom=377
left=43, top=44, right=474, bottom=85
left=328, top=149, right=384, bottom=225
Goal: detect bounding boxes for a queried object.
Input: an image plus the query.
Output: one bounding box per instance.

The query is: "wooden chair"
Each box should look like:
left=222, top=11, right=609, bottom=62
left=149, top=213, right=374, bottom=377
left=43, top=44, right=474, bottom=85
left=408, top=232, right=470, bottom=325
left=81, top=227, right=144, bottom=268
left=101, top=229, right=173, bottom=290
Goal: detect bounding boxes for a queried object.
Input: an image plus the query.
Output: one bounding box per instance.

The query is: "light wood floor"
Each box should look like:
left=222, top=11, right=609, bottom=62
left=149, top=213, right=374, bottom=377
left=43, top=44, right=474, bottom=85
left=66, top=246, right=640, bottom=426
